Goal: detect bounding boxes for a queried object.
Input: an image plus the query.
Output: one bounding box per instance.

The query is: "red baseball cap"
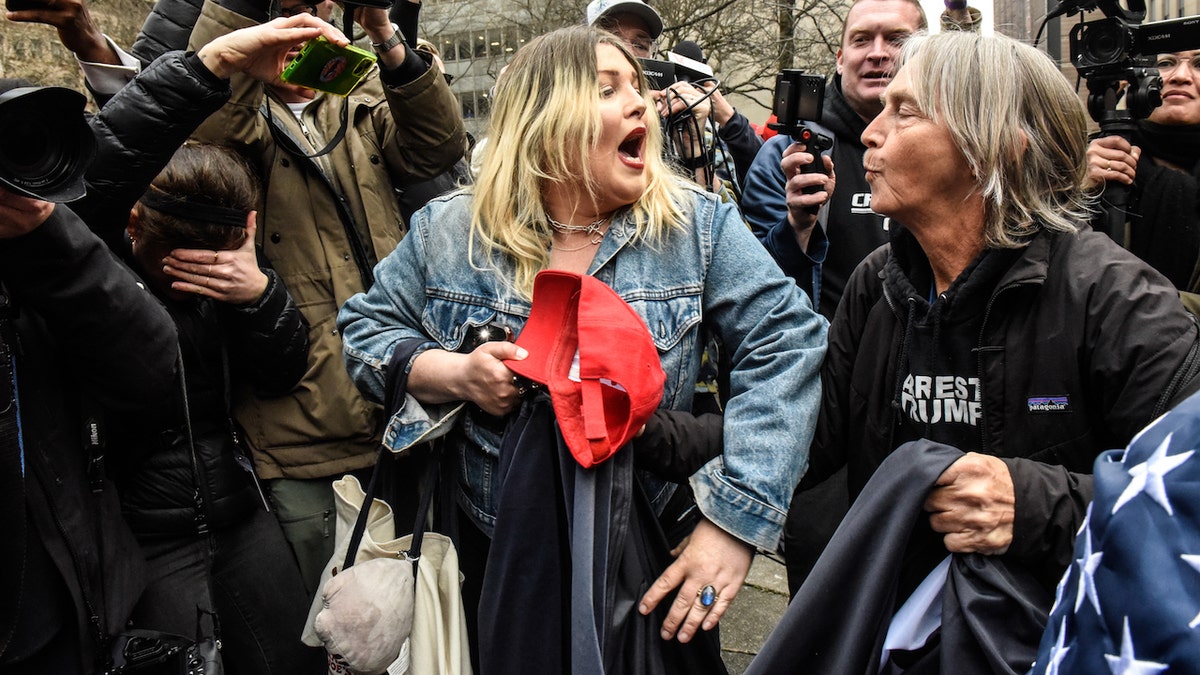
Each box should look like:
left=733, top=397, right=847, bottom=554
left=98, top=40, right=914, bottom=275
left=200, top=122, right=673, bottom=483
left=506, top=270, right=665, bottom=468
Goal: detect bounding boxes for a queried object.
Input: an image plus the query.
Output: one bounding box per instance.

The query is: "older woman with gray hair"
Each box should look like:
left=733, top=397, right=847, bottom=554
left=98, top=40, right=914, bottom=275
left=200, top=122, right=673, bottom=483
left=752, top=30, right=1200, bottom=674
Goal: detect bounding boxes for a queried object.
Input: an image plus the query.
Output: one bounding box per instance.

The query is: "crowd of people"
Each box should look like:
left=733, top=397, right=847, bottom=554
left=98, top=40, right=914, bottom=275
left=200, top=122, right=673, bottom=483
left=4, top=0, right=1200, bottom=672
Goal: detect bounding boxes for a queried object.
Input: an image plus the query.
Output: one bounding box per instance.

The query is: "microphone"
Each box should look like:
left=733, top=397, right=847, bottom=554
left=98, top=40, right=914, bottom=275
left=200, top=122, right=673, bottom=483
left=673, top=40, right=706, bottom=64
left=666, top=40, right=714, bottom=83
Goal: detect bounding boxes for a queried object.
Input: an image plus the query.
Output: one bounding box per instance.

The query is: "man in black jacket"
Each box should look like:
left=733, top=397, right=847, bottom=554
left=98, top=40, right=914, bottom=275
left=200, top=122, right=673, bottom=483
left=740, top=0, right=926, bottom=594
left=0, top=17, right=355, bottom=672
left=0, top=191, right=177, bottom=674
left=742, top=0, right=927, bottom=318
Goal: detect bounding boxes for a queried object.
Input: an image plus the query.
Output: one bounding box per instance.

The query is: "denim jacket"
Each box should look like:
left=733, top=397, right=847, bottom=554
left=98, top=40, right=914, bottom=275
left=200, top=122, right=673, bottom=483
left=338, top=184, right=828, bottom=550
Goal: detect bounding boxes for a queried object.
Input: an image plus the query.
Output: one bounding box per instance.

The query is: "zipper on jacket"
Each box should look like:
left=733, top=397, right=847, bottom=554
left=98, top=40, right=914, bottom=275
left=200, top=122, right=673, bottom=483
left=880, top=283, right=904, bottom=447
left=30, top=456, right=108, bottom=665
left=1154, top=313, right=1200, bottom=418
left=973, top=278, right=1035, bottom=454
left=264, top=100, right=376, bottom=291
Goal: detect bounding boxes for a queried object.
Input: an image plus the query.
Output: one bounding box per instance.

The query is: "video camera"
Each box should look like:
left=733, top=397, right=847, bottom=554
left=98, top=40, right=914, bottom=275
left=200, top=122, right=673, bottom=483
left=0, top=86, right=95, bottom=203
left=1059, top=0, right=1200, bottom=239
left=1067, top=0, right=1200, bottom=124
left=768, top=70, right=833, bottom=214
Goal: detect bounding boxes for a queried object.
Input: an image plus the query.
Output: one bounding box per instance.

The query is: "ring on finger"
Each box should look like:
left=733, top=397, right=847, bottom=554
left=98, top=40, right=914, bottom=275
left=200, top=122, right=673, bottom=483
left=213, top=251, right=220, bottom=264
left=697, top=584, right=718, bottom=608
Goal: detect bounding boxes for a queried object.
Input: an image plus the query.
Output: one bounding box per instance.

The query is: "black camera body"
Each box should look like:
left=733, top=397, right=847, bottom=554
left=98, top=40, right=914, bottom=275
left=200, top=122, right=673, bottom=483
left=1067, top=0, right=1200, bottom=124
left=0, top=86, right=96, bottom=203
left=1071, top=13, right=1200, bottom=77
left=768, top=69, right=825, bottom=139
left=768, top=70, right=833, bottom=213
left=638, top=58, right=677, bottom=91
left=1062, top=0, right=1200, bottom=240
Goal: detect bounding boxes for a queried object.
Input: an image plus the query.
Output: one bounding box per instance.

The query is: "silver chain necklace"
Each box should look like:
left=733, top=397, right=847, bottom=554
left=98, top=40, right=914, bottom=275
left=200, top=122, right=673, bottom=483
left=547, top=214, right=610, bottom=249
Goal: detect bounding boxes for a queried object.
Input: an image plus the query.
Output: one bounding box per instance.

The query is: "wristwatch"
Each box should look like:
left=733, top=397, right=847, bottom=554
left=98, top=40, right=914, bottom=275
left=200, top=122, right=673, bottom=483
left=372, top=23, right=403, bottom=54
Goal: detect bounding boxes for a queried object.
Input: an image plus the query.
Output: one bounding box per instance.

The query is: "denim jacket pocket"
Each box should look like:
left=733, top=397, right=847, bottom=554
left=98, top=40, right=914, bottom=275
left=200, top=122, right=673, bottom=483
left=423, top=297, right=506, bottom=351
left=627, top=291, right=703, bottom=409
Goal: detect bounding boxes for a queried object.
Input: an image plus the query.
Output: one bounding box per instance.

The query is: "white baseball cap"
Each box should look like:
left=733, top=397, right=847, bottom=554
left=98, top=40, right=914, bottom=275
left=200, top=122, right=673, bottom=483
left=586, top=0, right=664, bottom=40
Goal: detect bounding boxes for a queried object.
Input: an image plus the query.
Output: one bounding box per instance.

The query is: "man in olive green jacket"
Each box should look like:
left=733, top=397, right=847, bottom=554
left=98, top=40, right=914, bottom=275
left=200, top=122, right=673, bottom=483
left=187, top=0, right=466, bottom=589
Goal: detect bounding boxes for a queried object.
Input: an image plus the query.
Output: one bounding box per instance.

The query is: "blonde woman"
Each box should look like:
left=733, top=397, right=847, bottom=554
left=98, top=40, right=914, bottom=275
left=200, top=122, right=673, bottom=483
left=338, top=25, right=826, bottom=670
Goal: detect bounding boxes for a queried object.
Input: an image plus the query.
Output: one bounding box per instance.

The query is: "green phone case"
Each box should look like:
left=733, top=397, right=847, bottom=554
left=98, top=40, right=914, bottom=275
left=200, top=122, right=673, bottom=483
left=280, top=36, right=377, bottom=97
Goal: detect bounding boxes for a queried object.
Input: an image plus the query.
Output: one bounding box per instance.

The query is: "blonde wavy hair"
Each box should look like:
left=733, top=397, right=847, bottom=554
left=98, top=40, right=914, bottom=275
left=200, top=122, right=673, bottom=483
left=469, top=25, right=688, bottom=297
left=898, top=31, right=1095, bottom=247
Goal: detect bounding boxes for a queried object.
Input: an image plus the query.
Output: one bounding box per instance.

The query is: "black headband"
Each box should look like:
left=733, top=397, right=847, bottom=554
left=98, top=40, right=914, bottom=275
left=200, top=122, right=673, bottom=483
left=139, top=187, right=249, bottom=229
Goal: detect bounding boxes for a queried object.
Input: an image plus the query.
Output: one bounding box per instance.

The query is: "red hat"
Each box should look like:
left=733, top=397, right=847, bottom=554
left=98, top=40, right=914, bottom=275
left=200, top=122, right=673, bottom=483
left=506, top=270, right=665, bottom=468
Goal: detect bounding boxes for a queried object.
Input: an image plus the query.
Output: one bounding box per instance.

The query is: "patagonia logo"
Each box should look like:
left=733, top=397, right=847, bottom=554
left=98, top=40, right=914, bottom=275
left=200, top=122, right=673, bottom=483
left=1028, top=395, right=1070, bottom=413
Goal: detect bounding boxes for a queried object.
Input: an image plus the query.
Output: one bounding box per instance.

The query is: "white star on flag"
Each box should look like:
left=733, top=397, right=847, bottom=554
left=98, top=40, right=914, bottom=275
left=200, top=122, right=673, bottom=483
left=1044, top=617, right=1071, bottom=675
left=1112, top=434, right=1194, bottom=516
left=1074, top=526, right=1103, bottom=616
left=1183, top=554, right=1200, bottom=629
left=1105, top=617, right=1167, bottom=674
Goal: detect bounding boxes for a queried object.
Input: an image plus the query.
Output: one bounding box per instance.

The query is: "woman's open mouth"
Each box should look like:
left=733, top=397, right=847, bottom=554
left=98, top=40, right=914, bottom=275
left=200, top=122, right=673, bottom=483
left=619, top=128, right=646, bottom=168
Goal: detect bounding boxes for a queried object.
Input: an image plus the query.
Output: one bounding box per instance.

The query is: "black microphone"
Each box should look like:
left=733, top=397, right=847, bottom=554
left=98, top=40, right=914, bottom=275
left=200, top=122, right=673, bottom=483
left=666, top=40, right=713, bottom=83
left=673, top=40, right=706, bottom=64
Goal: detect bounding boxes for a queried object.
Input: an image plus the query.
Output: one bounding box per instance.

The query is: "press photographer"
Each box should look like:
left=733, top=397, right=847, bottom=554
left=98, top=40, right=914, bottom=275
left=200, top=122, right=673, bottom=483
left=0, top=14, right=375, bottom=672
left=0, top=80, right=179, bottom=674
left=1065, top=0, right=1200, bottom=296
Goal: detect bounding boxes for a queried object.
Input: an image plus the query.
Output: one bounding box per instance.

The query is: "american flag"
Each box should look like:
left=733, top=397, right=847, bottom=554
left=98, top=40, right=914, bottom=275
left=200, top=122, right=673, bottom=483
left=1030, top=391, right=1200, bottom=674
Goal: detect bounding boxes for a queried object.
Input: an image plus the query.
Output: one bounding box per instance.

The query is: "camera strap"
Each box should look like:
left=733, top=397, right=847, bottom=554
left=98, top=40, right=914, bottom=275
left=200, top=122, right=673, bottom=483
left=0, top=291, right=27, bottom=659
left=260, top=96, right=349, bottom=160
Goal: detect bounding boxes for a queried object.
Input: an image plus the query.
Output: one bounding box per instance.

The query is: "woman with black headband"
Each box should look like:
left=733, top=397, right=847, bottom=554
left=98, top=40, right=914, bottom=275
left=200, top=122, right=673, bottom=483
left=110, top=142, right=324, bottom=673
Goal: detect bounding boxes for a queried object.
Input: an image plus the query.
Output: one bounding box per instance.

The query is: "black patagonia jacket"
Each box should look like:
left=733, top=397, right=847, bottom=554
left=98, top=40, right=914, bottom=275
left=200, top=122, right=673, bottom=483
left=805, top=223, right=1200, bottom=589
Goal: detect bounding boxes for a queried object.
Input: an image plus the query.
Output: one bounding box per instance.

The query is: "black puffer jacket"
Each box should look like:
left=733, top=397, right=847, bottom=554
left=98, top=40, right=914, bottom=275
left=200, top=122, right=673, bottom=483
left=110, top=269, right=308, bottom=536
left=0, top=207, right=178, bottom=673
left=74, top=50, right=310, bottom=536
left=130, top=0, right=204, bottom=67
left=807, top=224, right=1200, bottom=588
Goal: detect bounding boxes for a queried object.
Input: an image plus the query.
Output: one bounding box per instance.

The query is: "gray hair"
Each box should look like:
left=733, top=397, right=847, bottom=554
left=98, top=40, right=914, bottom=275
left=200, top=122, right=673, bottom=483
left=898, top=31, right=1095, bottom=247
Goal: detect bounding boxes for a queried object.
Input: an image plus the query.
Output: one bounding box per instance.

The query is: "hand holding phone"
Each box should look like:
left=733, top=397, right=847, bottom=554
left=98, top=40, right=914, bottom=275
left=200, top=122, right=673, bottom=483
left=280, top=35, right=376, bottom=96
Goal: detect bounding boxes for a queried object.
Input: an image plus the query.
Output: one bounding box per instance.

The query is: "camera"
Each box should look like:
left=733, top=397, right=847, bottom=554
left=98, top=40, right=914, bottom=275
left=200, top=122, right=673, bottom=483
left=768, top=69, right=825, bottom=139
left=768, top=70, right=833, bottom=212
left=1071, top=14, right=1200, bottom=76
left=638, top=58, right=676, bottom=91
left=1066, top=0, right=1200, bottom=122
left=280, top=36, right=377, bottom=97
left=1060, top=0, right=1200, bottom=240
left=0, top=86, right=96, bottom=203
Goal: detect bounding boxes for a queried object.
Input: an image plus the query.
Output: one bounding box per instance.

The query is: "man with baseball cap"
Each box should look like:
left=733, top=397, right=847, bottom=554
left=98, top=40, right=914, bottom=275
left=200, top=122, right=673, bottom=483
left=586, top=0, right=663, bottom=58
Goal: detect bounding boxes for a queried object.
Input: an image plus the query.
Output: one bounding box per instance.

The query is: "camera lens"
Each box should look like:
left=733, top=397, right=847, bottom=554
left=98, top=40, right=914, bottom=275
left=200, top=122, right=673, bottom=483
left=0, top=87, right=95, bottom=202
left=1076, top=18, right=1132, bottom=70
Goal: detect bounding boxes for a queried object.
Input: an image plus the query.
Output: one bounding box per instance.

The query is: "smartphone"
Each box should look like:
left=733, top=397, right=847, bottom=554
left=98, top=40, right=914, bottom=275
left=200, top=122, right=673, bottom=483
left=5, top=0, right=50, bottom=10
left=280, top=36, right=377, bottom=97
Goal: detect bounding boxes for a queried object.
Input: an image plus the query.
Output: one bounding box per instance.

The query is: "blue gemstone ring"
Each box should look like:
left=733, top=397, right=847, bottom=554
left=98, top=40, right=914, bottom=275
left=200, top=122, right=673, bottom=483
left=697, top=584, right=718, bottom=608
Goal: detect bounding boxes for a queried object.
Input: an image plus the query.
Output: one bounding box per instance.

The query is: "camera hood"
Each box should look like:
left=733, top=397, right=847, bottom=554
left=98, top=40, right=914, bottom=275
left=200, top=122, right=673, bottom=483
left=0, top=86, right=96, bottom=203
